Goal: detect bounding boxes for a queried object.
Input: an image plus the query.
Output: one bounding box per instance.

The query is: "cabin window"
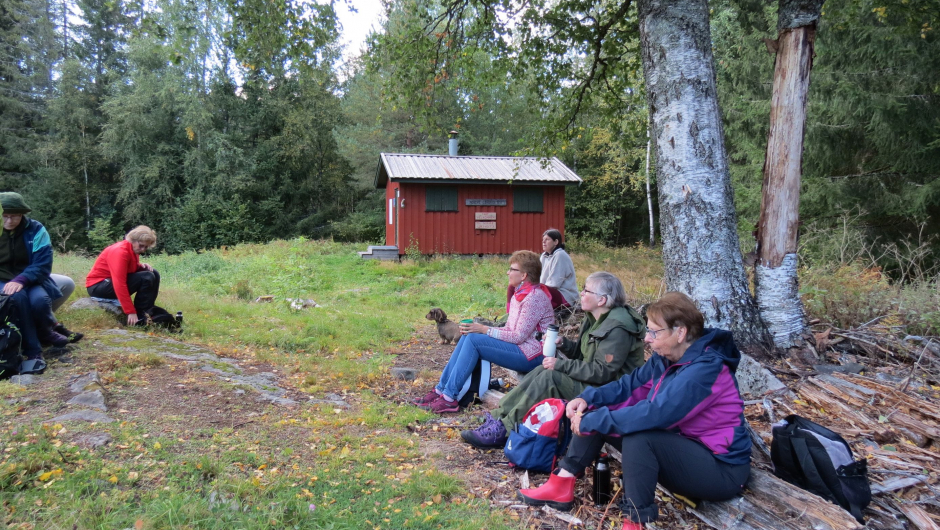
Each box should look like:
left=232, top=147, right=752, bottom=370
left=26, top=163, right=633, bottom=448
left=513, top=187, right=544, bottom=213
left=426, top=186, right=458, bottom=212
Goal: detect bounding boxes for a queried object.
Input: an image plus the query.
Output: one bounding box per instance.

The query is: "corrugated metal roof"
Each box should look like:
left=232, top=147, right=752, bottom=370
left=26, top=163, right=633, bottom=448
left=375, top=153, right=582, bottom=188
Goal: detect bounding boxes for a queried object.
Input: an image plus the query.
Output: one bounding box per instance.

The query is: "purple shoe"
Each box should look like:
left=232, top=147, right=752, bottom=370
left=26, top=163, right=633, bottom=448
left=414, top=390, right=440, bottom=407
left=426, top=395, right=460, bottom=414
left=461, top=412, right=508, bottom=448
left=40, top=329, right=69, bottom=348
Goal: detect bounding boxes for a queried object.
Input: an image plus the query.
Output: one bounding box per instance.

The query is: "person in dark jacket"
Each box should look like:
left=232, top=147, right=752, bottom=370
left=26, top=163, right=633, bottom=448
left=461, top=272, right=646, bottom=448
left=0, top=193, right=82, bottom=371
left=518, top=292, right=752, bottom=530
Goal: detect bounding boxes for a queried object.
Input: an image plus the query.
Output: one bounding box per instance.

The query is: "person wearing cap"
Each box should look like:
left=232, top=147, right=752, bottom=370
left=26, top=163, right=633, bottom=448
left=86, top=225, right=160, bottom=326
left=0, top=192, right=83, bottom=371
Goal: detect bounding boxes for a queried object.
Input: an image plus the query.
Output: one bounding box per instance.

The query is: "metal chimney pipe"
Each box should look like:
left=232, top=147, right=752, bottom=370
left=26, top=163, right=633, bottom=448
left=448, top=130, right=459, bottom=156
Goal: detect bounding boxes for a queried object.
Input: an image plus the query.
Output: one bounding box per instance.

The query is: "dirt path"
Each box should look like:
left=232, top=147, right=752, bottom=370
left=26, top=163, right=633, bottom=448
left=6, top=325, right=688, bottom=529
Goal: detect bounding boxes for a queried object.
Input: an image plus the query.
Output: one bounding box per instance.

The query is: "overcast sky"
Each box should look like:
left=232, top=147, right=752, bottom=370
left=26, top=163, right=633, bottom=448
left=335, top=0, right=386, bottom=63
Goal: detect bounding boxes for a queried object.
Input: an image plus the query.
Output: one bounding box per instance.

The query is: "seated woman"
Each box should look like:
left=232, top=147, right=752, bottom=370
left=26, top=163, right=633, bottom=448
left=539, top=228, right=577, bottom=308
left=86, top=226, right=160, bottom=326
left=49, top=274, right=83, bottom=343
left=461, top=271, right=646, bottom=448
left=518, top=292, right=752, bottom=530
left=0, top=193, right=74, bottom=367
left=416, top=250, right=555, bottom=414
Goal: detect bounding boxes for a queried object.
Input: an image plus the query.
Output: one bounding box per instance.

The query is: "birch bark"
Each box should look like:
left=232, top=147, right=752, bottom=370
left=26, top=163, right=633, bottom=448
left=755, top=0, right=824, bottom=348
left=638, top=0, right=769, bottom=347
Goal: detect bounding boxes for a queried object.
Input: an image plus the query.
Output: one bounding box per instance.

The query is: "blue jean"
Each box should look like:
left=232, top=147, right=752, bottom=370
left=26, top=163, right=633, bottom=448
left=0, top=282, right=42, bottom=359
left=27, top=285, right=55, bottom=332
left=435, top=333, right=543, bottom=399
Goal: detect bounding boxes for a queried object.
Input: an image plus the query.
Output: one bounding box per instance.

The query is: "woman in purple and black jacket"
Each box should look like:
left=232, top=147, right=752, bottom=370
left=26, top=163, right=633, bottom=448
left=518, top=291, right=752, bottom=530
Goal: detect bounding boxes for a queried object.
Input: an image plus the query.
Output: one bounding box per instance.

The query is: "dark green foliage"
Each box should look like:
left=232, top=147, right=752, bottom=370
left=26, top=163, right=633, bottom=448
left=714, top=0, right=940, bottom=271
left=5, top=0, right=936, bottom=261
left=0, top=0, right=54, bottom=181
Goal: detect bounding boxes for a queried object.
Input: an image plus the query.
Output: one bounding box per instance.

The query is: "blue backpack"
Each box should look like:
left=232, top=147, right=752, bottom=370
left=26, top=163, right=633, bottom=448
left=505, top=398, right=572, bottom=473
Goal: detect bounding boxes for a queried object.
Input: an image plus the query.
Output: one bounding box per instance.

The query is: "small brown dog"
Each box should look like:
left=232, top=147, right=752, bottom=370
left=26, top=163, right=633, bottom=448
left=426, top=308, right=460, bottom=345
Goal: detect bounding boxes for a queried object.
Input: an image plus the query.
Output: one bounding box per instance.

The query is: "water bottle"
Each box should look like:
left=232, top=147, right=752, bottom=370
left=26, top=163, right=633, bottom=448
left=542, top=324, right=559, bottom=358
left=593, top=453, right=612, bottom=506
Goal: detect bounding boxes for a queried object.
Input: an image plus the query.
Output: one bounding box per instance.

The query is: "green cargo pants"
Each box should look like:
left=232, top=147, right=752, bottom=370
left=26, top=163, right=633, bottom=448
left=493, top=366, right=588, bottom=431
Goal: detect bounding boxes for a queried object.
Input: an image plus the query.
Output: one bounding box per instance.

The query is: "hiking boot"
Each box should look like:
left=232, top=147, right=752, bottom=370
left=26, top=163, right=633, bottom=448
left=53, top=323, right=83, bottom=343
left=426, top=395, right=460, bottom=414
left=518, top=472, right=576, bottom=511
left=414, top=389, right=439, bottom=407
left=461, top=412, right=508, bottom=448
left=40, top=329, right=69, bottom=348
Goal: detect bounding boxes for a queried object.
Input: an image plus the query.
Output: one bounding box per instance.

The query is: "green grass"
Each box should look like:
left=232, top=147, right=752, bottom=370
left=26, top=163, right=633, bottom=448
left=0, top=419, right=505, bottom=530
left=10, top=239, right=587, bottom=530
left=9, top=237, right=937, bottom=529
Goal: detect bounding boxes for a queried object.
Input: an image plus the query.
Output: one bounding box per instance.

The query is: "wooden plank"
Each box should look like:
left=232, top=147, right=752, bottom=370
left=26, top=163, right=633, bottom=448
left=796, top=385, right=881, bottom=431
left=871, top=476, right=929, bottom=495
left=481, top=389, right=503, bottom=409
left=897, top=503, right=940, bottom=530
left=603, top=444, right=861, bottom=530
left=891, top=412, right=940, bottom=441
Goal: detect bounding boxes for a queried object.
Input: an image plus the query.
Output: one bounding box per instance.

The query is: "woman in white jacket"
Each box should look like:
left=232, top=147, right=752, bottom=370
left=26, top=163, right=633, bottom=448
left=540, top=228, right=578, bottom=306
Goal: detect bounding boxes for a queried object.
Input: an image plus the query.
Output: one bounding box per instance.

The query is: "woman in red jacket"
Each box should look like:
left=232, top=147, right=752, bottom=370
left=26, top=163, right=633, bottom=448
left=85, top=226, right=160, bottom=326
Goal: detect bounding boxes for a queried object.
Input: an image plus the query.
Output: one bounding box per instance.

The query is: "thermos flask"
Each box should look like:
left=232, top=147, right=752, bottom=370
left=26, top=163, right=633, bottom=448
left=593, top=453, right=612, bottom=506
left=542, top=324, right=559, bottom=358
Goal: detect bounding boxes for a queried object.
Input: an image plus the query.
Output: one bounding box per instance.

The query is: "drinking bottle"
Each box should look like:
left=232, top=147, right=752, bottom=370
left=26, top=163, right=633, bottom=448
left=593, top=453, right=612, bottom=506
left=542, top=324, right=559, bottom=358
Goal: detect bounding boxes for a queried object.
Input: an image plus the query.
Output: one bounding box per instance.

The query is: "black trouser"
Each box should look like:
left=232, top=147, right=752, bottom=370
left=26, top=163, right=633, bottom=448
left=87, top=270, right=161, bottom=318
left=558, top=430, right=750, bottom=523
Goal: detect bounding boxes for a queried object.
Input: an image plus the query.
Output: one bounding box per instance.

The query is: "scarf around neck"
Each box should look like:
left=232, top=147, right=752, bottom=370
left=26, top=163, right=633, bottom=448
left=508, top=281, right=551, bottom=312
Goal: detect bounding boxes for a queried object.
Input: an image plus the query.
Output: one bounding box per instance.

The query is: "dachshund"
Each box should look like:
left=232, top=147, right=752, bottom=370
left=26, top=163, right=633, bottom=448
left=425, top=308, right=460, bottom=345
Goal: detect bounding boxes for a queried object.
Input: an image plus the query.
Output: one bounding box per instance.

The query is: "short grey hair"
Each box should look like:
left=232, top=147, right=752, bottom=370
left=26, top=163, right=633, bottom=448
left=585, top=271, right=627, bottom=308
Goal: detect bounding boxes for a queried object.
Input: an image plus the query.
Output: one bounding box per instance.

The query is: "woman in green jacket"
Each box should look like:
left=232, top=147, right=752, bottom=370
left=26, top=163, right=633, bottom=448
left=461, top=271, right=646, bottom=448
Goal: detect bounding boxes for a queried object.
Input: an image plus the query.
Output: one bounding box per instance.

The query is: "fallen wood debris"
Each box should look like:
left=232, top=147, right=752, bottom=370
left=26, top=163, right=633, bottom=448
left=473, top=322, right=940, bottom=530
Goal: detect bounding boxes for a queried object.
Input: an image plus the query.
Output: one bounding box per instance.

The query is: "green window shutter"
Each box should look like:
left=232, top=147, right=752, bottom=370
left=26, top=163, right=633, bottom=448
left=425, top=186, right=458, bottom=212
left=513, top=187, right=544, bottom=212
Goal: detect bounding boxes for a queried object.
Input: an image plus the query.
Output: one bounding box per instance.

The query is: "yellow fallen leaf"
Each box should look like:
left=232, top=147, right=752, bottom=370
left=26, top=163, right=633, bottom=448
left=153, top=442, right=162, bottom=450
left=108, top=475, right=118, bottom=484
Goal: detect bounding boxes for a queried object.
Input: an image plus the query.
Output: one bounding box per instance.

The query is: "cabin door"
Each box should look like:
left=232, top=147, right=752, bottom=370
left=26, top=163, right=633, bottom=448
left=394, top=188, right=400, bottom=248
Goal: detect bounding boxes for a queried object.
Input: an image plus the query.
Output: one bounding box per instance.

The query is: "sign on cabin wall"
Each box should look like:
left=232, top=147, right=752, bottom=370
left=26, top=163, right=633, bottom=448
left=466, top=199, right=506, bottom=206
left=475, top=221, right=497, bottom=230
left=475, top=212, right=496, bottom=220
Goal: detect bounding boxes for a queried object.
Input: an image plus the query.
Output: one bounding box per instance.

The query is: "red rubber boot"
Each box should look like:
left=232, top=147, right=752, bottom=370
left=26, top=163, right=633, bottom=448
left=517, top=473, right=576, bottom=511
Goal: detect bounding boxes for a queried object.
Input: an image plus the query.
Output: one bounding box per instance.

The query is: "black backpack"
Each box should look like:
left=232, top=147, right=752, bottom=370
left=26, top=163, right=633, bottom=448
left=771, top=414, right=871, bottom=523
left=0, top=295, right=23, bottom=379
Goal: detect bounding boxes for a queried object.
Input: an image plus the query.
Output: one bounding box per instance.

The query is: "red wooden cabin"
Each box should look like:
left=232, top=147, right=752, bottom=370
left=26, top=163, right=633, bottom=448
left=372, top=153, right=582, bottom=256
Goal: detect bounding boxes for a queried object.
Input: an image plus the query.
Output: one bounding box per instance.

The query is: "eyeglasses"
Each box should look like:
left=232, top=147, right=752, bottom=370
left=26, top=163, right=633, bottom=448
left=646, top=326, right=671, bottom=339
left=508, top=267, right=522, bottom=273
left=580, top=287, right=606, bottom=298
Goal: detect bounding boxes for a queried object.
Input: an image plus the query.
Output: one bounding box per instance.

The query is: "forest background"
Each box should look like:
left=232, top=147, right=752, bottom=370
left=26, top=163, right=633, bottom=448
left=1, top=0, right=938, bottom=278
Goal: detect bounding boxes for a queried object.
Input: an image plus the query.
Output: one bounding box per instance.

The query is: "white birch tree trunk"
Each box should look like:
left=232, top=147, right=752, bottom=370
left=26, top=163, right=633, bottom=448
left=638, top=0, right=770, bottom=347
left=645, top=128, right=655, bottom=247
left=755, top=0, right=824, bottom=348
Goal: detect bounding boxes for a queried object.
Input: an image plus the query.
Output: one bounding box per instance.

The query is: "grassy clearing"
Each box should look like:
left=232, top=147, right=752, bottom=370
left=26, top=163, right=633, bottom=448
left=9, top=238, right=667, bottom=530
left=8, top=237, right=932, bottom=529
